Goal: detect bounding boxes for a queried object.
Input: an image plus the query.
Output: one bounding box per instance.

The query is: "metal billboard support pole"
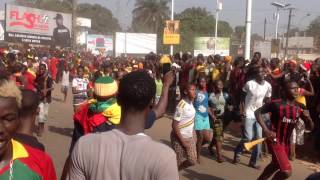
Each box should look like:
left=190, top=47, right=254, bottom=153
left=170, top=0, right=174, bottom=55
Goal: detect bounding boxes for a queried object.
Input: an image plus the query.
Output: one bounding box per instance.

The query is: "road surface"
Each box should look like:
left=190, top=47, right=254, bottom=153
left=38, top=85, right=318, bottom=180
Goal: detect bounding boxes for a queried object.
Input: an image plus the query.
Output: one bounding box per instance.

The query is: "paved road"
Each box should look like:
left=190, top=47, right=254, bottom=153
left=39, top=85, right=317, bottom=180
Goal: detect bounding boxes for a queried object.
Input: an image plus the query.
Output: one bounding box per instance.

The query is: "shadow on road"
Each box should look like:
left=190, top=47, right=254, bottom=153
left=49, top=125, right=73, bottom=137
left=182, top=169, right=225, bottom=180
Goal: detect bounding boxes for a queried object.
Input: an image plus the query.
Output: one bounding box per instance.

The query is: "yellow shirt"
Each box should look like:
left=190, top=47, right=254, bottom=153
left=212, top=68, right=221, bottom=81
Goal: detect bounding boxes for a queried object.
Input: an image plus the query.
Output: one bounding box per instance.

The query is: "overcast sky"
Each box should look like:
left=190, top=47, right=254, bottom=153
left=1, top=0, right=319, bottom=37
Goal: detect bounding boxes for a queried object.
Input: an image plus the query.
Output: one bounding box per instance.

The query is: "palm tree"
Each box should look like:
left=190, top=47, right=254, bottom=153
left=132, top=0, right=170, bottom=33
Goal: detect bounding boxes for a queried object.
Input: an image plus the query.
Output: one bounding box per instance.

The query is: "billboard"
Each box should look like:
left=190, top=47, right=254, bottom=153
left=253, top=41, right=271, bottom=58
left=163, top=20, right=180, bottom=45
left=76, top=17, right=91, bottom=28
left=115, top=32, right=157, bottom=55
left=194, top=37, right=230, bottom=56
left=5, top=4, right=72, bottom=47
left=87, top=34, right=113, bottom=53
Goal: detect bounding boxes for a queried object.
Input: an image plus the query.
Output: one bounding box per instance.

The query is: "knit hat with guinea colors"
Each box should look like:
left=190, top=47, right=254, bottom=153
left=94, top=76, right=118, bottom=97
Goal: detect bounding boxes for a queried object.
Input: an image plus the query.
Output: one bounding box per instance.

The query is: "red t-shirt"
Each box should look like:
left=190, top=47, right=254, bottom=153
left=23, top=71, right=36, bottom=91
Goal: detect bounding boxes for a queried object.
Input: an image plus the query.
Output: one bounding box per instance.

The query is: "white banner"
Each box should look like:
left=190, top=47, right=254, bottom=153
left=115, top=32, right=157, bottom=55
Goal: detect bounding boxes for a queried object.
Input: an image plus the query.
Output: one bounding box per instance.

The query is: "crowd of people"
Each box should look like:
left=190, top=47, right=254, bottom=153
left=0, top=47, right=319, bottom=180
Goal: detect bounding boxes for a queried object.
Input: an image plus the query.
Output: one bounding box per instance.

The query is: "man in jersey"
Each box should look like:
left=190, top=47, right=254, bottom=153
left=233, top=66, right=272, bottom=169
left=0, top=78, right=57, bottom=180
left=52, top=13, right=71, bottom=48
left=255, top=81, right=314, bottom=180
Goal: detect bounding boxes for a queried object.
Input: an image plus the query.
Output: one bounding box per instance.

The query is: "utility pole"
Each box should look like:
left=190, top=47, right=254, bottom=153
left=284, top=8, right=294, bottom=60
left=245, top=0, right=252, bottom=60
left=72, top=0, right=77, bottom=49
left=263, top=18, right=267, bottom=41
left=214, top=0, right=222, bottom=55
left=170, top=0, right=174, bottom=55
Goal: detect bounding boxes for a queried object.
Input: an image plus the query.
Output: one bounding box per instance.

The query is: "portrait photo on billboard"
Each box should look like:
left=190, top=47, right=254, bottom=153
left=164, top=20, right=180, bottom=34
left=53, top=13, right=71, bottom=48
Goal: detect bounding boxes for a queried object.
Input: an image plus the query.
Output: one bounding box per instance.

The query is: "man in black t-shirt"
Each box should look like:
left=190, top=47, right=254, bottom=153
left=35, top=63, right=54, bottom=137
left=52, top=13, right=71, bottom=48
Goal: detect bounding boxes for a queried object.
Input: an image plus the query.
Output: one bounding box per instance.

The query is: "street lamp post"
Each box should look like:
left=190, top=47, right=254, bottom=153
left=271, top=2, right=291, bottom=39
left=245, top=0, right=252, bottom=60
left=214, top=0, right=222, bottom=55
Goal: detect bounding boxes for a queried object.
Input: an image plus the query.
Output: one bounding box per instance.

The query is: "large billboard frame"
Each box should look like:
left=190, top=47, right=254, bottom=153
left=4, top=4, right=72, bottom=47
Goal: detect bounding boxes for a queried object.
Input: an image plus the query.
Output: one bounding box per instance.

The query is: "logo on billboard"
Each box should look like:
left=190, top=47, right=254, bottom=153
left=9, top=10, right=49, bottom=30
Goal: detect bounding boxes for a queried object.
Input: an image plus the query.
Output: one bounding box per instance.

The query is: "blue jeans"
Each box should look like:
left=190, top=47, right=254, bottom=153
left=235, top=117, right=262, bottom=166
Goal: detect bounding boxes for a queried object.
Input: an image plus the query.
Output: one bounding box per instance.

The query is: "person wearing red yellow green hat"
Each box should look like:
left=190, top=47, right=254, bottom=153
left=70, top=76, right=120, bottom=151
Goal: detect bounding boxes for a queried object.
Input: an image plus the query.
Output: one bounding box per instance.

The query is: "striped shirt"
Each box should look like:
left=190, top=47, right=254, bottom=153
left=260, top=99, right=305, bottom=146
left=173, top=99, right=195, bottom=138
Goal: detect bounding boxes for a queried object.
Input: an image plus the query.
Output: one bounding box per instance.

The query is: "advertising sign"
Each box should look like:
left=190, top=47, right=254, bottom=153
left=76, top=17, right=91, bottom=28
left=163, top=20, right=180, bottom=45
left=194, top=37, right=230, bottom=56
left=253, top=41, right=271, bottom=58
left=87, top=34, right=113, bottom=53
left=115, top=32, right=157, bottom=55
left=5, top=4, right=72, bottom=47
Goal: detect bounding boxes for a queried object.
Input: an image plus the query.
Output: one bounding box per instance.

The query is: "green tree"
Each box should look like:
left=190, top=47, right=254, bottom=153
left=307, top=16, right=320, bottom=50
left=132, top=0, right=170, bottom=33
left=232, top=25, right=245, bottom=41
left=77, top=4, right=121, bottom=34
left=174, top=7, right=233, bottom=53
left=15, top=0, right=73, bottom=13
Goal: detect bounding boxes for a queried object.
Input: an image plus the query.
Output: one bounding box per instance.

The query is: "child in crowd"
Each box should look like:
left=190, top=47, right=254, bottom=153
left=208, top=80, right=233, bottom=163
left=171, top=84, right=198, bottom=170
left=61, top=65, right=70, bottom=102
left=194, top=76, right=214, bottom=163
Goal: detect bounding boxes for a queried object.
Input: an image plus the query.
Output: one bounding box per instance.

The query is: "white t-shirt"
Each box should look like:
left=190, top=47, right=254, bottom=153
left=243, top=80, right=272, bottom=118
left=173, top=99, right=195, bottom=138
left=61, top=71, right=70, bottom=86
left=72, top=77, right=89, bottom=97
